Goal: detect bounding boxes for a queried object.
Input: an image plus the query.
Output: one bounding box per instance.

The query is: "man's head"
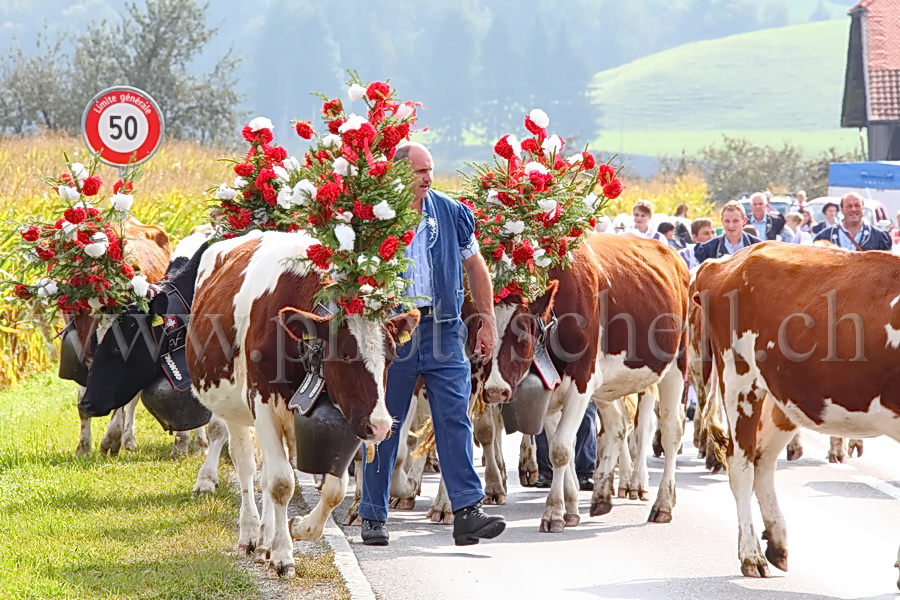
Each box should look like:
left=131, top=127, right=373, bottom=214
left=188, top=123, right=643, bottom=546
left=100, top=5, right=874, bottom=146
left=840, top=192, right=864, bottom=228
left=690, top=217, right=715, bottom=243
left=657, top=221, right=675, bottom=240
left=721, top=201, right=748, bottom=240
left=824, top=202, right=839, bottom=222
left=632, top=200, right=653, bottom=231
left=749, top=192, right=768, bottom=220
left=394, top=142, right=433, bottom=203
left=795, top=190, right=807, bottom=204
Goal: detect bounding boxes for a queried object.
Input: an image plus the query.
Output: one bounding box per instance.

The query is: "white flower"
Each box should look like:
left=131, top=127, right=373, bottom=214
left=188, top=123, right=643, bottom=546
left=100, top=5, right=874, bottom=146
left=528, top=108, right=550, bottom=129
left=502, top=134, right=522, bottom=157
left=364, top=296, right=382, bottom=310
left=524, top=161, right=549, bottom=175
left=233, top=176, right=248, bottom=189
left=501, top=253, right=513, bottom=265
left=392, top=179, right=405, bottom=193
left=35, top=278, right=58, bottom=297
left=358, top=284, right=375, bottom=295
left=487, top=189, right=502, bottom=205
left=357, top=254, right=381, bottom=274
left=533, top=249, right=553, bottom=268
left=247, top=116, right=274, bottom=132
left=373, top=200, right=396, bottom=220
left=322, top=134, right=342, bottom=149
left=70, top=163, right=88, bottom=182
left=395, top=103, right=414, bottom=119
left=87, top=297, right=103, bottom=310
left=336, top=211, right=353, bottom=224
left=584, top=193, right=598, bottom=210
left=216, top=185, right=237, bottom=201
left=58, top=185, right=80, bottom=202
left=283, top=156, right=302, bottom=172
left=92, top=232, right=108, bottom=244
left=292, top=179, right=317, bottom=205
left=111, top=193, right=134, bottom=212
left=502, top=220, right=525, bottom=235
left=276, top=187, right=294, bottom=209
left=334, top=223, right=356, bottom=251
left=272, top=166, right=290, bottom=183
left=542, top=135, right=563, bottom=155
left=538, top=199, right=557, bottom=214
left=62, top=221, right=78, bottom=238
left=348, top=84, right=367, bottom=101
left=131, top=275, right=150, bottom=297
left=338, top=113, right=368, bottom=133
left=333, top=157, right=351, bottom=176
left=83, top=242, right=108, bottom=258
left=568, top=154, right=584, bottom=165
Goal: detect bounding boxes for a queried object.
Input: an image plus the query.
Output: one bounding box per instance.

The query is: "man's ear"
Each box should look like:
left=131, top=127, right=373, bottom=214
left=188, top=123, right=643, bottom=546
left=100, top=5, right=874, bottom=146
left=386, top=310, right=421, bottom=346
left=278, top=307, right=332, bottom=341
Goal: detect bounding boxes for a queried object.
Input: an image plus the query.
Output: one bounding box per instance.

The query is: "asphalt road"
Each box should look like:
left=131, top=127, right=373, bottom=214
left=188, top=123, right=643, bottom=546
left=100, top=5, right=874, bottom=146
left=331, top=423, right=900, bottom=600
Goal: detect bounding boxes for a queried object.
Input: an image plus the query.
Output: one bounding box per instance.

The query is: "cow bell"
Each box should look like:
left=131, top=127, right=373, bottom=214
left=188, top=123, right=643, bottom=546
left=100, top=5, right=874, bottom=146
left=500, top=369, right=552, bottom=435
left=294, top=392, right=361, bottom=476
left=140, top=373, right=211, bottom=432
left=59, top=325, right=89, bottom=387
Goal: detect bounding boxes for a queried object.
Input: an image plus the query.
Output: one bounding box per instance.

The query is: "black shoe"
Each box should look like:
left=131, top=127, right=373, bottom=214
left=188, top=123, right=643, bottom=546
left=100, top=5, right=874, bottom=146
left=578, top=476, right=594, bottom=491
left=452, top=503, right=506, bottom=546
left=534, top=473, right=552, bottom=488
left=361, top=519, right=389, bottom=546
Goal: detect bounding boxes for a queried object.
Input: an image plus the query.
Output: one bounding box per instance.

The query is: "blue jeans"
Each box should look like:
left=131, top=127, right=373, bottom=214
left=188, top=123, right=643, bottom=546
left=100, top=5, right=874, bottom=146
left=359, top=315, right=484, bottom=522
left=536, top=402, right=597, bottom=478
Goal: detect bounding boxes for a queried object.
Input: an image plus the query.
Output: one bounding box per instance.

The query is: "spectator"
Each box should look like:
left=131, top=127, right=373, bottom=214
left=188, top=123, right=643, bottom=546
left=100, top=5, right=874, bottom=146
left=785, top=212, right=813, bottom=245
left=657, top=221, right=683, bottom=249
left=891, top=210, right=900, bottom=246
left=743, top=225, right=759, bottom=237
left=678, top=217, right=715, bottom=269
left=812, top=202, right=840, bottom=235
left=672, top=203, right=692, bottom=247
left=794, top=189, right=808, bottom=208
left=813, top=192, right=891, bottom=251
left=799, top=206, right=815, bottom=233
left=694, top=201, right=762, bottom=264
left=623, top=200, right=665, bottom=241
left=748, top=192, right=790, bottom=241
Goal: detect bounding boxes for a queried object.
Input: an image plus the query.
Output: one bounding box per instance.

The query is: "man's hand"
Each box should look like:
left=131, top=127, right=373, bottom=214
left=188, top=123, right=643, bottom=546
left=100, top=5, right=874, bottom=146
left=463, top=253, right=499, bottom=361
left=474, top=317, right=497, bottom=360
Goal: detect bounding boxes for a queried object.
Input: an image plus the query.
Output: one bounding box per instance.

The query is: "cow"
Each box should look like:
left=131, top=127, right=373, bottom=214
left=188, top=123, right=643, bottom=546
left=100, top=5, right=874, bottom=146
left=692, top=241, right=900, bottom=581
left=478, top=233, right=689, bottom=532
left=71, top=217, right=172, bottom=456
left=185, top=231, right=418, bottom=577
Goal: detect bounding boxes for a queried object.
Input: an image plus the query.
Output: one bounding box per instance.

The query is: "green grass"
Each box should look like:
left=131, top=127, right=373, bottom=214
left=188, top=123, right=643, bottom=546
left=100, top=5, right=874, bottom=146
left=589, top=19, right=855, bottom=156
left=0, top=372, right=256, bottom=600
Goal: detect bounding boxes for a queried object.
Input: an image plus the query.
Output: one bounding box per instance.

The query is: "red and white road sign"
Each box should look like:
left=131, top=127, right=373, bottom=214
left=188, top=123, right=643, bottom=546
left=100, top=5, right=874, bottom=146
left=81, top=86, right=164, bottom=167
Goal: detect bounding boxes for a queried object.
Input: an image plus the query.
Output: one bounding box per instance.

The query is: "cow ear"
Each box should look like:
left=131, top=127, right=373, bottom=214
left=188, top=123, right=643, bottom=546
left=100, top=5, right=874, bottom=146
left=386, top=310, right=421, bottom=346
left=529, top=279, right=559, bottom=323
left=278, top=307, right=331, bottom=341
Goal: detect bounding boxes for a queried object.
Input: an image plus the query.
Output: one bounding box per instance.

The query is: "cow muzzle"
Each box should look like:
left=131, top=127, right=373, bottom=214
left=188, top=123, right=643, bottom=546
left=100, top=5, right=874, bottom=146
left=483, top=384, right=512, bottom=404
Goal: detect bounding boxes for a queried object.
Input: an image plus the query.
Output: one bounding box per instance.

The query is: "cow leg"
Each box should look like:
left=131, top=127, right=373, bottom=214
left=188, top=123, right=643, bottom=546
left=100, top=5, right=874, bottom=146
left=342, top=449, right=365, bottom=526
left=170, top=431, right=190, bottom=459
left=785, top=432, right=803, bottom=461
left=76, top=386, right=92, bottom=455
left=592, top=398, right=626, bottom=516
left=99, top=407, right=125, bottom=456
left=193, top=415, right=228, bottom=494
left=519, top=434, right=538, bottom=487
left=848, top=438, right=864, bottom=458
left=226, top=421, right=260, bottom=555
left=754, top=398, right=796, bottom=573
left=426, top=476, right=454, bottom=524
left=253, top=404, right=295, bottom=578
left=541, top=391, right=589, bottom=533
left=648, top=367, right=684, bottom=523
left=120, top=396, right=138, bottom=451
left=192, top=426, right=210, bottom=454
left=475, top=404, right=505, bottom=505
left=827, top=437, right=847, bottom=464
left=291, top=472, right=350, bottom=542
left=895, top=545, right=900, bottom=590
left=626, top=387, right=656, bottom=501
left=388, top=394, right=419, bottom=509
left=255, top=457, right=274, bottom=563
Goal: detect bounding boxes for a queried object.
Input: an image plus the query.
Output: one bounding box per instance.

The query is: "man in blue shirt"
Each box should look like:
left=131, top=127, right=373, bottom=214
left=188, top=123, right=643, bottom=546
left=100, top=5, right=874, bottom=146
left=748, top=192, right=790, bottom=242
left=813, top=192, right=891, bottom=251
left=359, top=142, right=506, bottom=547
left=694, top=201, right=763, bottom=264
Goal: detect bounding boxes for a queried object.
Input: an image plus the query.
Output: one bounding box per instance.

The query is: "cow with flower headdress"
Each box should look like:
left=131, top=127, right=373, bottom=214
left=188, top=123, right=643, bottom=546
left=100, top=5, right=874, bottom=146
left=456, top=109, right=690, bottom=532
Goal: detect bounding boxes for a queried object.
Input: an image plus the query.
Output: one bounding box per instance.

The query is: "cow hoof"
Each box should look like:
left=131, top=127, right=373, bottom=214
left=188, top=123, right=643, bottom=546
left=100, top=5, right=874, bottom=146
left=539, top=518, right=566, bottom=533
left=648, top=509, right=672, bottom=523
left=426, top=508, right=453, bottom=524
left=639, top=490, right=650, bottom=502
left=238, top=541, right=256, bottom=556
left=273, top=562, right=295, bottom=578
left=483, top=493, right=506, bottom=506
left=764, top=542, right=788, bottom=572
left=123, top=438, right=137, bottom=452
left=253, top=548, right=269, bottom=564
left=617, top=487, right=627, bottom=499
left=75, top=443, right=91, bottom=456
left=848, top=440, right=864, bottom=457
left=389, top=497, right=415, bottom=510
left=786, top=446, right=803, bottom=462
left=590, top=501, right=613, bottom=516
left=519, top=468, right=538, bottom=487
left=628, top=490, right=638, bottom=501
left=192, top=479, right=218, bottom=495
left=740, top=559, right=770, bottom=578
left=563, top=513, right=580, bottom=527
left=342, top=513, right=362, bottom=526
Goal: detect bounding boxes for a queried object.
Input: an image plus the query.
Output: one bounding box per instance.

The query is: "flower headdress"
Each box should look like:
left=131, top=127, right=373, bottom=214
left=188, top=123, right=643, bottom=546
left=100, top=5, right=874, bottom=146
left=459, top=109, right=625, bottom=303
left=7, top=154, right=149, bottom=314
left=290, top=73, right=422, bottom=321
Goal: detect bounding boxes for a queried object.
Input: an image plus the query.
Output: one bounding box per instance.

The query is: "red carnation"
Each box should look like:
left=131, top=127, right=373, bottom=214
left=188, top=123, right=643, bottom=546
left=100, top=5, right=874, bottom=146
left=13, top=284, right=30, bottom=299
left=497, top=192, right=517, bottom=208
left=512, top=240, right=535, bottom=266
left=494, top=135, right=518, bottom=161
left=255, top=167, right=276, bottom=188
left=379, top=124, right=409, bottom=152
left=598, top=164, right=616, bottom=184
left=589, top=217, right=597, bottom=229
left=492, top=247, right=504, bottom=262
left=294, top=120, right=315, bottom=139
left=353, top=200, right=375, bottom=221
left=59, top=173, right=74, bottom=186
left=557, top=238, right=569, bottom=258
left=342, top=122, right=377, bottom=151
left=368, top=160, right=389, bottom=178
left=57, top=295, right=69, bottom=308
left=228, top=208, right=252, bottom=230
left=529, top=171, right=553, bottom=193
left=64, top=207, right=87, bottom=225
left=366, top=81, right=391, bottom=102
left=323, top=98, right=343, bottom=117
left=328, top=119, right=345, bottom=135
left=603, top=179, right=624, bottom=199
left=241, top=125, right=256, bottom=143
left=316, top=182, right=342, bottom=205
left=86, top=207, right=101, bottom=219
left=400, top=230, right=415, bottom=246
left=480, top=173, right=495, bottom=189
left=35, top=246, right=55, bottom=261
left=108, top=241, right=123, bottom=261
left=521, top=138, right=540, bottom=155
left=20, top=225, right=40, bottom=242
left=582, top=152, right=596, bottom=170
left=121, top=263, right=135, bottom=279
left=234, top=162, right=254, bottom=177
left=306, top=244, right=333, bottom=270
left=378, top=236, right=399, bottom=261
left=76, top=230, right=93, bottom=246
left=568, top=227, right=582, bottom=238
left=81, top=176, right=102, bottom=196
left=260, top=183, right=277, bottom=205
left=554, top=157, right=567, bottom=171
left=113, top=179, right=134, bottom=194
left=264, top=144, right=288, bottom=163
left=524, top=115, right=545, bottom=136
left=344, top=296, right=365, bottom=315
left=358, top=276, right=378, bottom=287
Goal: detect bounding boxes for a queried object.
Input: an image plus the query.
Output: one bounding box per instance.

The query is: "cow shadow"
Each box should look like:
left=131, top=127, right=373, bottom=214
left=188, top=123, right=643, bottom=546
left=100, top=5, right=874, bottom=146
left=803, top=480, right=899, bottom=500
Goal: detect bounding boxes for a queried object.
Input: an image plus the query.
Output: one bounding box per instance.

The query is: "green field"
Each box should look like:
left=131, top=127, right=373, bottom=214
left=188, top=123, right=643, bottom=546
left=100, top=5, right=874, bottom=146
left=589, top=19, right=855, bottom=156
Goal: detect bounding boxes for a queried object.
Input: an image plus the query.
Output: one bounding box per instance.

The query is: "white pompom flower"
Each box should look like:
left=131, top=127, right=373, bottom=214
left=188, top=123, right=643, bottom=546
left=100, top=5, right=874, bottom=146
left=131, top=275, right=150, bottom=297
left=58, top=186, right=80, bottom=202
left=83, top=242, right=108, bottom=258
left=502, top=220, right=525, bottom=235
left=247, top=117, right=274, bottom=132
left=283, top=156, right=302, bottom=172
left=334, top=223, right=356, bottom=251
left=524, top=162, right=549, bottom=175
left=338, top=114, right=368, bottom=133
left=528, top=108, right=550, bottom=128
left=272, top=166, right=290, bottom=183
left=533, top=249, right=552, bottom=268
left=348, top=84, right=367, bottom=101
left=542, top=135, right=564, bottom=155
left=538, top=199, right=558, bottom=214
left=373, top=200, right=396, bottom=220
left=292, top=179, right=317, bottom=205
left=70, top=163, right=88, bottom=183
left=111, top=193, right=134, bottom=212
left=322, top=134, right=342, bottom=149
left=216, top=185, right=237, bottom=201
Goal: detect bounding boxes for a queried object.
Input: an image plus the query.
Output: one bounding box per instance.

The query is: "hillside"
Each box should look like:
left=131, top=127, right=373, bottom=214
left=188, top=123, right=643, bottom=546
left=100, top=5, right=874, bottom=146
left=589, top=19, right=855, bottom=155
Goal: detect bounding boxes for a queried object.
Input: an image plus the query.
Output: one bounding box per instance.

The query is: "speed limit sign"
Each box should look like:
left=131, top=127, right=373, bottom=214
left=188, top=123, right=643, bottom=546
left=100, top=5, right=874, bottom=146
left=81, top=86, right=164, bottom=167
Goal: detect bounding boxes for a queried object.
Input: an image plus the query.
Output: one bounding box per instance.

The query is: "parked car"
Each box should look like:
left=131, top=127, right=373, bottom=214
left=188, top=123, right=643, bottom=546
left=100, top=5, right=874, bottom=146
left=807, top=196, right=891, bottom=229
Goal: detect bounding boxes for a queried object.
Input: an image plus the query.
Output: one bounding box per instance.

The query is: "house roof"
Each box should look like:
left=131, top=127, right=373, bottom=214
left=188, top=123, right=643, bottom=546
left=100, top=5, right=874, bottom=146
left=854, top=0, right=900, bottom=121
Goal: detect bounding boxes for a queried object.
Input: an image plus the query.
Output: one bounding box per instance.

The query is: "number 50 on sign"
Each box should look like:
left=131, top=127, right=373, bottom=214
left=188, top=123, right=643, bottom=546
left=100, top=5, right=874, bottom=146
left=81, top=86, right=164, bottom=168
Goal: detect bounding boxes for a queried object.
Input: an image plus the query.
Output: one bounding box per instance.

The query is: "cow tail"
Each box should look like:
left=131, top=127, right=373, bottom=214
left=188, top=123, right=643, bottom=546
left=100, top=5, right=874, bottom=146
left=701, top=358, right=729, bottom=474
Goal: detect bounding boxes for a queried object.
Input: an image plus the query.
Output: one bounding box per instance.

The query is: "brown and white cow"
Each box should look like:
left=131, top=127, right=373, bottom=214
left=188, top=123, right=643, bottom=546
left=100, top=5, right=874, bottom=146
left=693, top=241, right=900, bottom=581
left=479, top=233, right=689, bottom=532
left=187, top=231, right=418, bottom=577
left=72, top=217, right=173, bottom=456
